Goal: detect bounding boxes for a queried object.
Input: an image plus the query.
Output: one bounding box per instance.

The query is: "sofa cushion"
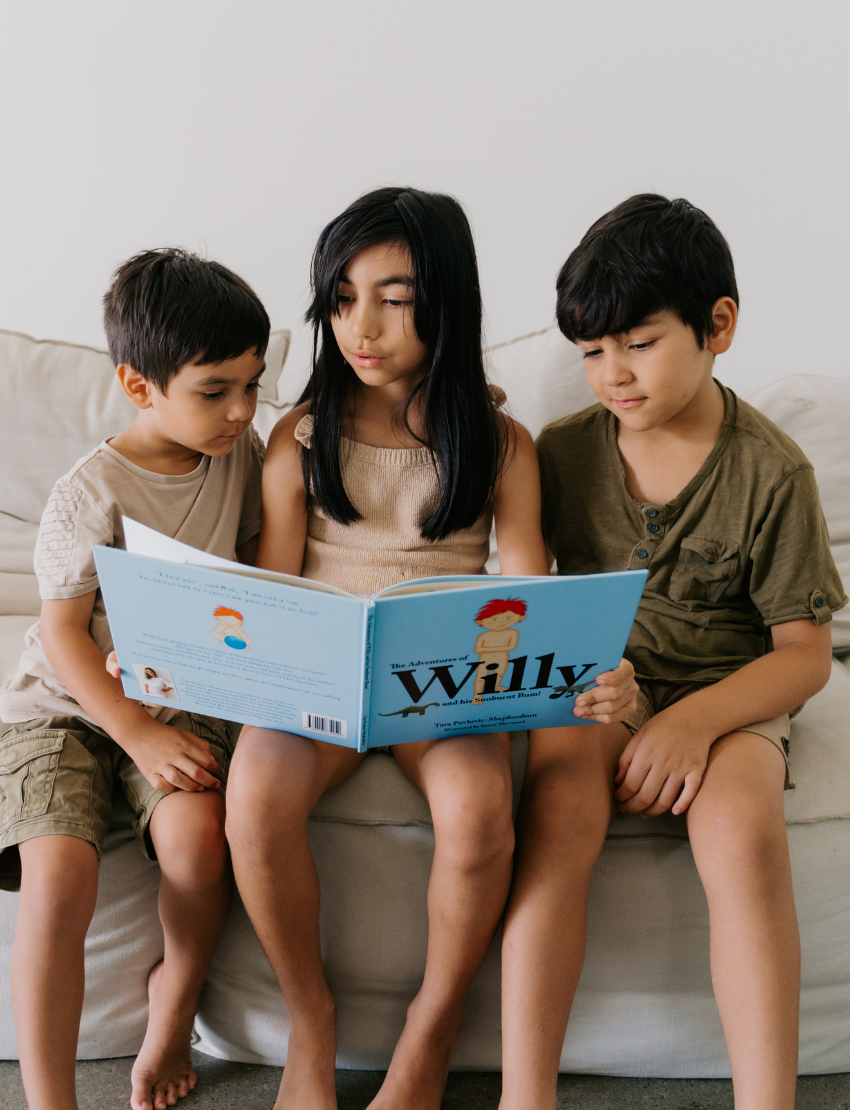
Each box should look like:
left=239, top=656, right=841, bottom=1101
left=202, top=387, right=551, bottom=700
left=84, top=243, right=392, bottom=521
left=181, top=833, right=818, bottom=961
left=0, top=328, right=290, bottom=524
left=746, top=374, right=850, bottom=653
left=486, top=325, right=596, bottom=440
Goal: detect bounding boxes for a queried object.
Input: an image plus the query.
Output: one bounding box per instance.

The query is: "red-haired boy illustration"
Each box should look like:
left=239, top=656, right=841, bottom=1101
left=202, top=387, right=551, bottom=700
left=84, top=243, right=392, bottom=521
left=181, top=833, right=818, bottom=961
left=210, top=606, right=253, bottom=650
left=472, top=597, right=527, bottom=705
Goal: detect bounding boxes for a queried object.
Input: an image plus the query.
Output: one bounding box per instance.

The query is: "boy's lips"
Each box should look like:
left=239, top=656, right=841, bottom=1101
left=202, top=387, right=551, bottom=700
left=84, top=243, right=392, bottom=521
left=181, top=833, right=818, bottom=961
left=613, top=397, right=646, bottom=409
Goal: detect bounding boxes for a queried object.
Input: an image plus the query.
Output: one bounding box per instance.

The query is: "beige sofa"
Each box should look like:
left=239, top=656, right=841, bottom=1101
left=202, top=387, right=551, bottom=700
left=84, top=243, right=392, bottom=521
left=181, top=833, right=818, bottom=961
left=1, top=326, right=848, bottom=1075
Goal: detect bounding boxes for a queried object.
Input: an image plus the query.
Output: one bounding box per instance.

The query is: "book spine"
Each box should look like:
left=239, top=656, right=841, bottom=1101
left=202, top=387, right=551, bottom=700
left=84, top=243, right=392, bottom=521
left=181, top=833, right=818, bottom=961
left=358, top=600, right=376, bottom=753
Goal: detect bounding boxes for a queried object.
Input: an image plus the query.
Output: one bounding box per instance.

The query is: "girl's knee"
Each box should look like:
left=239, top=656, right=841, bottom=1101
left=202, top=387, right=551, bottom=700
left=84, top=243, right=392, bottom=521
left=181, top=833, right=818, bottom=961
left=433, top=780, right=515, bottom=870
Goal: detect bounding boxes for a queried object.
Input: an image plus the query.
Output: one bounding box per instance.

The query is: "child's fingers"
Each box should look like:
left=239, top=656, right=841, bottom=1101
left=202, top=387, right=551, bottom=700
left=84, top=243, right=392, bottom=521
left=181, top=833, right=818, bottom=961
left=175, top=731, right=219, bottom=773
left=615, top=733, right=641, bottom=784
left=575, top=687, right=634, bottom=723
left=672, top=771, right=703, bottom=815
left=105, top=651, right=122, bottom=679
left=639, top=774, right=686, bottom=818
left=616, top=760, right=664, bottom=811
left=179, top=761, right=220, bottom=790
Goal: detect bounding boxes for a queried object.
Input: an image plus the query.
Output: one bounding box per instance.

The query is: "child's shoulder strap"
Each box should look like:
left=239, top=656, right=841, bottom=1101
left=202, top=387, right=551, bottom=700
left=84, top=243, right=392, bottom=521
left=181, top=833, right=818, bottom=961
left=488, top=384, right=507, bottom=408
left=294, top=413, right=314, bottom=448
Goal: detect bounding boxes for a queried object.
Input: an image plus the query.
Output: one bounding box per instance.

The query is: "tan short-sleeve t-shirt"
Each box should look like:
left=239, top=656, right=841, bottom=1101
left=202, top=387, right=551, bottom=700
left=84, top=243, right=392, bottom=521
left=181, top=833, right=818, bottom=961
left=0, top=427, right=263, bottom=725
left=537, top=383, right=847, bottom=685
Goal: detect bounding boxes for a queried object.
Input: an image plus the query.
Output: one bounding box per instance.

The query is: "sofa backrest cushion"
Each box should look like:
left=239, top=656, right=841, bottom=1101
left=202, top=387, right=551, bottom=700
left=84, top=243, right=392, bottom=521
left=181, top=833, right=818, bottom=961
left=746, top=374, right=850, bottom=654
left=0, top=327, right=290, bottom=524
left=486, top=325, right=597, bottom=441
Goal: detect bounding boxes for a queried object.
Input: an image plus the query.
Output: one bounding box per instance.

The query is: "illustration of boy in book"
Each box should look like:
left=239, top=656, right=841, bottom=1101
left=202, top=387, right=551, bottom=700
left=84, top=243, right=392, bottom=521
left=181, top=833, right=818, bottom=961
left=210, top=605, right=253, bottom=650
left=472, top=597, right=527, bottom=705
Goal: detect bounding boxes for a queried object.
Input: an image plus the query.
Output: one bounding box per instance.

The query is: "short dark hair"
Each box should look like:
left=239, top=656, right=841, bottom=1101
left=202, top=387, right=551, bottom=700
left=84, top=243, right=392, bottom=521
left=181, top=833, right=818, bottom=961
left=103, top=248, right=270, bottom=391
left=556, top=194, right=738, bottom=347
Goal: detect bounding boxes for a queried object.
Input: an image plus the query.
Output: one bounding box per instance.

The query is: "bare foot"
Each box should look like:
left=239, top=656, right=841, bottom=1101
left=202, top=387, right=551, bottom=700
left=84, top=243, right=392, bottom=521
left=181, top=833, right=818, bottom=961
left=366, top=998, right=463, bottom=1110
left=130, top=961, right=198, bottom=1110
left=273, top=1002, right=339, bottom=1110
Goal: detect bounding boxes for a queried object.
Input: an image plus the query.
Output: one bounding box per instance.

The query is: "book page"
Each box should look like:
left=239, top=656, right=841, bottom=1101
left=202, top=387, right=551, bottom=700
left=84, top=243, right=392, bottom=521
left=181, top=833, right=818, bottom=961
left=122, top=517, right=355, bottom=598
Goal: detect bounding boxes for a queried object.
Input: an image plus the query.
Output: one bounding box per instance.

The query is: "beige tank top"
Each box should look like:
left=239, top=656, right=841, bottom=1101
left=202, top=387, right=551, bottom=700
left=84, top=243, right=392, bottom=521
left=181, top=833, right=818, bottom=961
left=294, top=393, right=504, bottom=595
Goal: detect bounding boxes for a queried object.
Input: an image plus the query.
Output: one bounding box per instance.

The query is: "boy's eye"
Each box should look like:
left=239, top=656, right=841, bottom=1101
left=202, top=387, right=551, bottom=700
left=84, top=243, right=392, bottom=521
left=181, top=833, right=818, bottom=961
left=386, top=298, right=413, bottom=308
left=246, top=382, right=260, bottom=393
left=337, top=294, right=354, bottom=304
left=630, top=340, right=655, bottom=351
left=582, top=348, right=603, bottom=359
left=203, top=391, right=226, bottom=400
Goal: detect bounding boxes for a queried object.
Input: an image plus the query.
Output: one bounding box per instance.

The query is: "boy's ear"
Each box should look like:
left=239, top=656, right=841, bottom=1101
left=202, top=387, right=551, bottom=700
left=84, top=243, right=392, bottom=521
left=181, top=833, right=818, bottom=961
left=116, top=364, right=155, bottom=409
left=706, top=297, right=738, bottom=355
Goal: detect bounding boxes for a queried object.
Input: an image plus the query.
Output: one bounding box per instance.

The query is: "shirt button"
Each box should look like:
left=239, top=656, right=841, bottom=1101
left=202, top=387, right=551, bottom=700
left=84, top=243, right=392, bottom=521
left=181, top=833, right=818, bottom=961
left=636, top=548, right=649, bottom=559
left=646, top=509, right=658, bottom=518
left=815, top=596, right=825, bottom=608
left=647, top=523, right=660, bottom=533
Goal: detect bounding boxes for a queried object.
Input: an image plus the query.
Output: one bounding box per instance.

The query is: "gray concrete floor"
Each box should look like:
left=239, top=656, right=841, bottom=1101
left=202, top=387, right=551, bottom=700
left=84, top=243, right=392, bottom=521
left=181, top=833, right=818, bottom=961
left=1, top=1055, right=848, bottom=1109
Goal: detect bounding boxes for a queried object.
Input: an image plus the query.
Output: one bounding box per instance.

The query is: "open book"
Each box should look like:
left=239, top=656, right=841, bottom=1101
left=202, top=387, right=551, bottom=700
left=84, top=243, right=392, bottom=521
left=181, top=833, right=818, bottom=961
left=93, top=519, right=647, bottom=751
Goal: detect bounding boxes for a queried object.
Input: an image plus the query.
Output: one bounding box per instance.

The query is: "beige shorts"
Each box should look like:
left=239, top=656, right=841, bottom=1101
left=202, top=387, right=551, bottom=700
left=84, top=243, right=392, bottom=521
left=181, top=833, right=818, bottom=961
left=0, top=710, right=233, bottom=891
left=624, top=681, right=797, bottom=791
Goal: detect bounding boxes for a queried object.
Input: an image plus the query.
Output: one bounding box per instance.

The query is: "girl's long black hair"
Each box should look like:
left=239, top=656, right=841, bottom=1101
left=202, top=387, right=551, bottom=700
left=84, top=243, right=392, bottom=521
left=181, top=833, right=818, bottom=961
left=300, top=186, right=507, bottom=542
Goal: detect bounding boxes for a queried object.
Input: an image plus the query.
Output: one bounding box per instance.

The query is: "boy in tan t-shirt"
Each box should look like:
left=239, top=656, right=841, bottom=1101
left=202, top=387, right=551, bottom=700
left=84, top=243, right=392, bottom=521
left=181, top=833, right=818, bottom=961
left=499, top=196, right=847, bottom=1110
left=0, top=249, right=269, bottom=1110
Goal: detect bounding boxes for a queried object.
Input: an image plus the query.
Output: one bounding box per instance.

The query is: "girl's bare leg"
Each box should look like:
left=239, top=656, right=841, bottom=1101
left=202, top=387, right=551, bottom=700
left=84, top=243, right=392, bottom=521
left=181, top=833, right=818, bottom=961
left=225, top=727, right=363, bottom=1110
left=367, top=731, right=515, bottom=1110
left=687, top=733, right=799, bottom=1110
left=499, top=723, right=629, bottom=1110
left=131, top=789, right=231, bottom=1110
left=12, top=835, right=99, bottom=1110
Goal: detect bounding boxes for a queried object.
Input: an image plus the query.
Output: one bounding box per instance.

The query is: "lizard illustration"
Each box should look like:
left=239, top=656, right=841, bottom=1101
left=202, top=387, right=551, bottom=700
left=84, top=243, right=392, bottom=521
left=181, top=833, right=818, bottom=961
left=549, top=681, right=595, bottom=699
left=379, top=703, right=441, bottom=718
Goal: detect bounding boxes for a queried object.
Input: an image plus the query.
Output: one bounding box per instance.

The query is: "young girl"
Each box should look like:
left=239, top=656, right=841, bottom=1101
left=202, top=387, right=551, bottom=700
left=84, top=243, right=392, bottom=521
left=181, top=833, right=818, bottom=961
left=224, top=186, right=638, bottom=1110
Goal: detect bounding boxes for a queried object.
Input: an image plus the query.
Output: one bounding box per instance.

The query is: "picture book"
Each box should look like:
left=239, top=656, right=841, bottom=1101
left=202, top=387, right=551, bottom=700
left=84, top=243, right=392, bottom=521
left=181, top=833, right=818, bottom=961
left=93, top=519, right=648, bottom=751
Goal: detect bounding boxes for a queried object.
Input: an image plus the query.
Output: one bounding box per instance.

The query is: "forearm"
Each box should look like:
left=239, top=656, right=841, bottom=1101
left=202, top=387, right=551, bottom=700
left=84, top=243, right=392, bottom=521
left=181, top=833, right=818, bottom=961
left=42, top=623, right=152, bottom=745
left=672, top=630, right=832, bottom=741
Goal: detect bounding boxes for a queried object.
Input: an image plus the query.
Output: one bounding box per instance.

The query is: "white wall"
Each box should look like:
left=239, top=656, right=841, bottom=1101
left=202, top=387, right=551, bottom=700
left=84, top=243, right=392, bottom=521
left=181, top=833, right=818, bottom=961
left=0, top=0, right=847, bottom=397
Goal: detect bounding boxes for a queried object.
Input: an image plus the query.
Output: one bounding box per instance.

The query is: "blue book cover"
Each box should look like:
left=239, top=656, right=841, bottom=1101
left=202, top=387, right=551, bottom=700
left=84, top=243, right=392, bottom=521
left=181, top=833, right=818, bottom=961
left=94, top=519, right=647, bottom=751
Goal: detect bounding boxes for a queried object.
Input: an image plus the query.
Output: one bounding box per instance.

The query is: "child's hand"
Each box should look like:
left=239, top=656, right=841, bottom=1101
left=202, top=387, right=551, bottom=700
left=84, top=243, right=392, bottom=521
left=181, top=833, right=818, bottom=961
left=117, top=718, right=220, bottom=794
left=105, top=650, right=121, bottom=679
left=614, top=703, right=715, bottom=816
left=574, top=658, right=638, bottom=723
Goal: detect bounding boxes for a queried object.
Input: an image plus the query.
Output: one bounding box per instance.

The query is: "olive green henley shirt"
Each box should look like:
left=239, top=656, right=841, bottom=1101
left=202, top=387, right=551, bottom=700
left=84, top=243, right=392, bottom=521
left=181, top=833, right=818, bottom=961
left=537, top=382, right=847, bottom=686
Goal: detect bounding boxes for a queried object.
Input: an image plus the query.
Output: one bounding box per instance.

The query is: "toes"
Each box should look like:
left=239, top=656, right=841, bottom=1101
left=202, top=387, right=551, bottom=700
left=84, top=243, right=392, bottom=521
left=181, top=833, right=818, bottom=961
left=131, top=1081, right=154, bottom=1110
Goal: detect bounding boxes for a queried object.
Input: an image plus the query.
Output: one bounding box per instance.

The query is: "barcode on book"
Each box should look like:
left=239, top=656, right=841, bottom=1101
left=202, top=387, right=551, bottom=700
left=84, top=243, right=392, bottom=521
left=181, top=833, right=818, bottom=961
left=302, top=712, right=348, bottom=739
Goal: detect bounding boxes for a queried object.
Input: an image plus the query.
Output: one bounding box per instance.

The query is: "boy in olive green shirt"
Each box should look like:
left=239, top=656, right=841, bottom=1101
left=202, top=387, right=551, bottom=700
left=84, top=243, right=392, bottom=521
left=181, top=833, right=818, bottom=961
left=499, top=195, right=846, bottom=1110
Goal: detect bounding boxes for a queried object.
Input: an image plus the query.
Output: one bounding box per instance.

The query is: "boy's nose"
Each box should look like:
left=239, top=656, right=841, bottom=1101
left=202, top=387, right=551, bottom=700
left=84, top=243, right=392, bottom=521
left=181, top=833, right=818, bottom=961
left=601, top=355, right=634, bottom=386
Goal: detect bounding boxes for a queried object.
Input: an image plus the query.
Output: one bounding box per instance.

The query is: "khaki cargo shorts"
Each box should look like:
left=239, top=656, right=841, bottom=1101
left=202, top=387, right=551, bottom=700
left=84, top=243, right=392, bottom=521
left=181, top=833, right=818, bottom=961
left=624, top=681, right=797, bottom=791
left=0, top=710, right=233, bottom=891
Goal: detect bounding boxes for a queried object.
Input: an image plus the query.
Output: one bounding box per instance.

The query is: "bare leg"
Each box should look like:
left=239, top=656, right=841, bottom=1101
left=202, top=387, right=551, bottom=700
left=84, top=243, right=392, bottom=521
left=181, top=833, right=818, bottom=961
left=367, top=731, right=515, bottom=1110
left=226, top=727, right=363, bottom=1110
left=131, top=789, right=231, bottom=1110
left=12, top=834, right=99, bottom=1110
left=499, top=723, right=629, bottom=1110
left=687, top=733, right=799, bottom=1110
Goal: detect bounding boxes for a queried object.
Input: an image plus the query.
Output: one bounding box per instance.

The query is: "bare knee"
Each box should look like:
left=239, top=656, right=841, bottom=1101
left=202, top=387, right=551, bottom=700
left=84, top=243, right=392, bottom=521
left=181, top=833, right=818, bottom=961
left=18, top=835, right=98, bottom=936
left=225, top=759, right=312, bottom=855
left=153, top=796, right=228, bottom=890
left=520, top=763, right=613, bottom=854
left=688, top=797, right=789, bottom=894
left=432, top=775, right=515, bottom=873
